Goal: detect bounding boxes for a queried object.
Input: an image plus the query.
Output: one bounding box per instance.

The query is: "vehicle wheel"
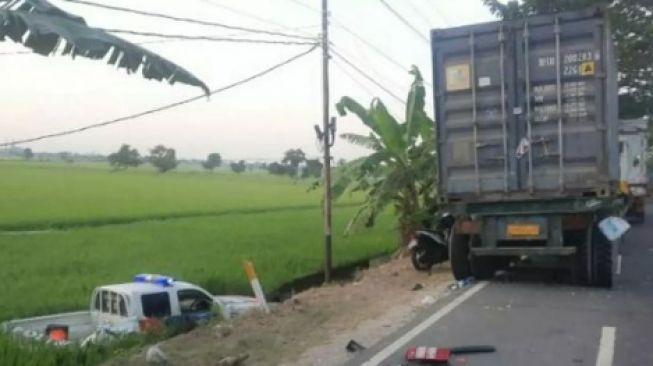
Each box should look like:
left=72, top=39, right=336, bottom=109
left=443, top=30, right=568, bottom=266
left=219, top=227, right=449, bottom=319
left=411, top=244, right=434, bottom=272
left=449, top=228, right=471, bottom=281
left=591, top=224, right=613, bottom=288
left=570, top=229, right=591, bottom=286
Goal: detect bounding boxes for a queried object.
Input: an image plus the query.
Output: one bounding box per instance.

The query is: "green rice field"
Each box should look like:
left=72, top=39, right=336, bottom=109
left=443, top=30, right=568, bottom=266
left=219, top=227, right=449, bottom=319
left=0, top=160, right=395, bottom=322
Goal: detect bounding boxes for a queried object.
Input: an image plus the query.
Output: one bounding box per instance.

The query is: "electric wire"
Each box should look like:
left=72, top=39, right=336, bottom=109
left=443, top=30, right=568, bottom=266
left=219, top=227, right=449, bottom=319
left=378, top=0, right=429, bottom=43
left=61, top=0, right=316, bottom=40
left=100, top=28, right=318, bottom=45
left=0, top=44, right=319, bottom=147
left=197, top=0, right=317, bottom=37
left=331, top=48, right=405, bottom=105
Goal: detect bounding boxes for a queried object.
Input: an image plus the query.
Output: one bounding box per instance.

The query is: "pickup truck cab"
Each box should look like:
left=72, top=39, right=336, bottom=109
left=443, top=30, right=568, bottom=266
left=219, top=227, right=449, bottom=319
left=2, top=274, right=259, bottom=342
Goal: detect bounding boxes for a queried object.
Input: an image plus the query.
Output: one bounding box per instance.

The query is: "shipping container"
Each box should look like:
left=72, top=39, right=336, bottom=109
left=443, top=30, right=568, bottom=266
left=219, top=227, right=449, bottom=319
left=431, top=7, right=619, bottom=202
left=430, top=8, right=624, bottom=288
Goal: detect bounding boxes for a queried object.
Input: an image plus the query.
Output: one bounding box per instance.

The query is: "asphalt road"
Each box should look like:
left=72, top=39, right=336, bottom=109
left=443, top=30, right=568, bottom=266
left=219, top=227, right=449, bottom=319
left=347, top=212, right=653, bottom=366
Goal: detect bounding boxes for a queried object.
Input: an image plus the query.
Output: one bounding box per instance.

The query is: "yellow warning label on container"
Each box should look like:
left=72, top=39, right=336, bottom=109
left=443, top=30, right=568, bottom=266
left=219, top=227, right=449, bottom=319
left=580, top=61, right=595, bottom=76
left=445, top=63, right=470, bottom=91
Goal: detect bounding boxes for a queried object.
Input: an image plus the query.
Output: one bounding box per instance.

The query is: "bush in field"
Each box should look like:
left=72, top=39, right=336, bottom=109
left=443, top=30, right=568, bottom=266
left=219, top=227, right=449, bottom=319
left=108, top=144, right=142, bottom=170
left=302, top=159, right=323, bottom=179
left=22, top=148, right=34, bottom=160
left=267, top=162, right=291, bottom=176
left=202, top=153, right=222, bottom=171
left=230, top=160, right=246, bottom=174
left=149, top=145, right=178, bottom=173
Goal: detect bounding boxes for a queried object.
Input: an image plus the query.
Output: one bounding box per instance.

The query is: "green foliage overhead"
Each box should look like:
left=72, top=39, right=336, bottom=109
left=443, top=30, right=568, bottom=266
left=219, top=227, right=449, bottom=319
left=108, top=144, right=142, bottom=170
left=149, top=145, right=178, bottom=173
left=334, top=66, right=438, bottom=246
left=0, top=0, right=209, bottom=94
left=482, top=0, right=653, bottom=119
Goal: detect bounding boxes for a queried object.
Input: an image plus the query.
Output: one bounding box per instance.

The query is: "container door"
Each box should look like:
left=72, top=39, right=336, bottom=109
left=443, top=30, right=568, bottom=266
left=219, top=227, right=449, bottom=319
left=516, top=15, right=610, bottom=195
left=435, top=25, right=518, bottom=197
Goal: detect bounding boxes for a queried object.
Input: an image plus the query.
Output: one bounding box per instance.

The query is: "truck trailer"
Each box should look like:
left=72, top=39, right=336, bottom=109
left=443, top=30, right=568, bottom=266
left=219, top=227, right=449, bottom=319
left=619, top=118, right=648, bottom=222
left=431, top=7, right=623, bottom=288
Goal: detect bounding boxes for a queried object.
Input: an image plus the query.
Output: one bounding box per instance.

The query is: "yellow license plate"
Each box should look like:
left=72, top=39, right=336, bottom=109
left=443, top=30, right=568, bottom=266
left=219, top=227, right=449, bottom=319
left=507, top=224, right=540, bottom=237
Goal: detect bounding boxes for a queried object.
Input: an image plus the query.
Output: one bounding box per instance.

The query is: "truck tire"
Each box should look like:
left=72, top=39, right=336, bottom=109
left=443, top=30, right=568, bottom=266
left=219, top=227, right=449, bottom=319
left=591, top=224, right=613, bottom=288
left=449, top=229, right=472, bottom=281
left=570, top=229, right=591, bottom=286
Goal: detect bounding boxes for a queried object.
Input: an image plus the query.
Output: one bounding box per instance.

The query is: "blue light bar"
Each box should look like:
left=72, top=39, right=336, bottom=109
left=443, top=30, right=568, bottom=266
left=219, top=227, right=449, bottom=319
left=134, top=274, right=175, bottom=287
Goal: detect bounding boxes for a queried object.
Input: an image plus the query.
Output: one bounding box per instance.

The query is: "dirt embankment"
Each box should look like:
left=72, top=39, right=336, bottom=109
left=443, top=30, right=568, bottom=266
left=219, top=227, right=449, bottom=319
left=105, top=259, right=453, bottom=366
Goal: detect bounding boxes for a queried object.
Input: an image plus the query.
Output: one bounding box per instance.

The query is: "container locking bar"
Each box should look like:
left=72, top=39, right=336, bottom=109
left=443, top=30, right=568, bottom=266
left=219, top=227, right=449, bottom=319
left=469, top=31, right=480, bottom=195
left=554, top=16, right=565, bottom=191
left=499, top=24, right=509, bottom=193
left=523, top=21, right=534, bottom=194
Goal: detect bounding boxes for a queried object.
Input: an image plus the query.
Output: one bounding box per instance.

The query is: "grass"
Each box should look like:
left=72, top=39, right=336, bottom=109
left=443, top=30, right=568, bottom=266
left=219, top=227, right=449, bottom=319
left=0, top=161, right=396, bottom=323
left=0, top=160, right=358, bottom=230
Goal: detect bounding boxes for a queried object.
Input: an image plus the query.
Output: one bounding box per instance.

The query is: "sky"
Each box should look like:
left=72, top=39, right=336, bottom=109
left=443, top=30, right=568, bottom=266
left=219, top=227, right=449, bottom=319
left=0, top=0, right=498, bottom=162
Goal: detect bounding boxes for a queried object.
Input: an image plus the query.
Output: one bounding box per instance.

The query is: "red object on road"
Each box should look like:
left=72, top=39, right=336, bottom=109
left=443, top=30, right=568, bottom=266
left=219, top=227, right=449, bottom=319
left=405, top=345, right=496, bottom=363
left=405, top=346, right=451, bottom=362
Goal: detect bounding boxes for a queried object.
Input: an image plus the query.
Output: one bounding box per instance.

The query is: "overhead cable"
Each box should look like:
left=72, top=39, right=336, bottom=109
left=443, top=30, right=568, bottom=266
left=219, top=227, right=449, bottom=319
left=0, top=45, right=318, bottom=147
left=333, top=58, right=376, bottom=98
left=378, top=0, right=429, bottom=43
left=198, top=0, right=316, bottom=37
left=101, top=28, right=318, bottom=46
left=331, top=48, right=406, bottom=105
left=62, top=0, right=315, bottom=40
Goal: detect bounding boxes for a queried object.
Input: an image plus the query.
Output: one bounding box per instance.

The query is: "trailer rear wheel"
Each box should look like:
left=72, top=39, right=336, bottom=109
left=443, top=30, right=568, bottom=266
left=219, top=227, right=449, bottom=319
left=570, top=229, right=591, bottom=286
left=591, top=224, right=613, bottom=288
left=449, top=229, right=471, bottom=281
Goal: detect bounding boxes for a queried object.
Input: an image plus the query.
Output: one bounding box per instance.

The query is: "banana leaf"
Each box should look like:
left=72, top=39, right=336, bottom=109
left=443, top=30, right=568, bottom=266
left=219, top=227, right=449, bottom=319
left=0, top=0, right=209, bottom=94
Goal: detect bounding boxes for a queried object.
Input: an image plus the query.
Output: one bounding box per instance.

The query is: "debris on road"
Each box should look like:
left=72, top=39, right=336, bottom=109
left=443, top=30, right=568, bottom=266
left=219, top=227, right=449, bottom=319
left=345, top=339, right=366, bottom=353
left=412, top=283, right=424, bottom=291
left=406, top=345, right=496, bottom=364
left=216, top=353, right=249, bottom=366
left=145, top=344, right=168, bottom=365
left=420, top=295, right=436, bottom=306
left=448, top=277, right=476, bottom=291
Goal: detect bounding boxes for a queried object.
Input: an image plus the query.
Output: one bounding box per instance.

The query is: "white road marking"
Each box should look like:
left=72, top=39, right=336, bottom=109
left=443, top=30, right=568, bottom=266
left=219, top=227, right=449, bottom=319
left=595, top=326, right=616, bottom=366
left=361, top=281, right=489, bottom=366
left=616, top=255, right=622, bottom=275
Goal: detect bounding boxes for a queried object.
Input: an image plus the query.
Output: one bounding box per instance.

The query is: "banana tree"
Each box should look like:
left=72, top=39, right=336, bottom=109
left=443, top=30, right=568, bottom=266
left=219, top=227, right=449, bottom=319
left=0, top=0, right=208, bottom=94
left=334, top=66, right=438, bottom=247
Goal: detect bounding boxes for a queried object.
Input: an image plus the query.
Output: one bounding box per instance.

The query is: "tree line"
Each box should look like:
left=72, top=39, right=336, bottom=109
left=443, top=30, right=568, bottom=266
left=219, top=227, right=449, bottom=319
left=106, top=144, right=324, bottom=178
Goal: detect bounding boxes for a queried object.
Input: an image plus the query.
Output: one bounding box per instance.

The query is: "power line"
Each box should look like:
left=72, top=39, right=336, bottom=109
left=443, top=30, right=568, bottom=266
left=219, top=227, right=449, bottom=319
left=404, top=0, right=435, bottom=29
left=378, top=0, right=429, bottom=44
left=330, top=43, right=405, bottom=91
left=424, top=0, right=451, bottom=25
left=331, top=48, right=405, bottom=105
left=285, top=0, right=431, bottom=87
left=61, top=0, right=315, bottom=41
left=101, top=28, right=318, bottom=46
left=333, top=58, right=376, bottom=98
left=198, top=0, right=317, bottom=37
left=0, top=45, right=318, bottom=147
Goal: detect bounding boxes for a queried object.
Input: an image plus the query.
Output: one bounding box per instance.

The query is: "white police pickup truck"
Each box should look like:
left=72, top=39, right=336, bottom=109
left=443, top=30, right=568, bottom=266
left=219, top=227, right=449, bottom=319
left=1, top=274, right=260, bottom=343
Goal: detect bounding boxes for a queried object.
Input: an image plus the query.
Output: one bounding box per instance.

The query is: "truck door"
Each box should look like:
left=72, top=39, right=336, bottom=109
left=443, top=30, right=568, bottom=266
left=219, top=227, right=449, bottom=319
left=175, top=289, right=214, bottom=324
left=515, top=16, right=612, bottom=194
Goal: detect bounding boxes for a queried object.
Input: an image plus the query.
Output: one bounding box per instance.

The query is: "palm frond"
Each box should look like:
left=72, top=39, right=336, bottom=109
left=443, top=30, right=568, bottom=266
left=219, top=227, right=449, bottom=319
left=339, top=133, right=382, bottom=150
left=0, top=0, right=209, bottom=94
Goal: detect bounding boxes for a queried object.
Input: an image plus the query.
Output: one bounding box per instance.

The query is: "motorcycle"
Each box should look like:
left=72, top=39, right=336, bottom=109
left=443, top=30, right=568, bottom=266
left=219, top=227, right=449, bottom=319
left=409, top=213, right=454, bottom=271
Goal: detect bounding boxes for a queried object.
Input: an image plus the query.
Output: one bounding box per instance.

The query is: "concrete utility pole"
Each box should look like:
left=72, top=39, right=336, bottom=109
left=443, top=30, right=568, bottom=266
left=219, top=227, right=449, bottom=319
left=321, top=0, right=333, bottom=283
